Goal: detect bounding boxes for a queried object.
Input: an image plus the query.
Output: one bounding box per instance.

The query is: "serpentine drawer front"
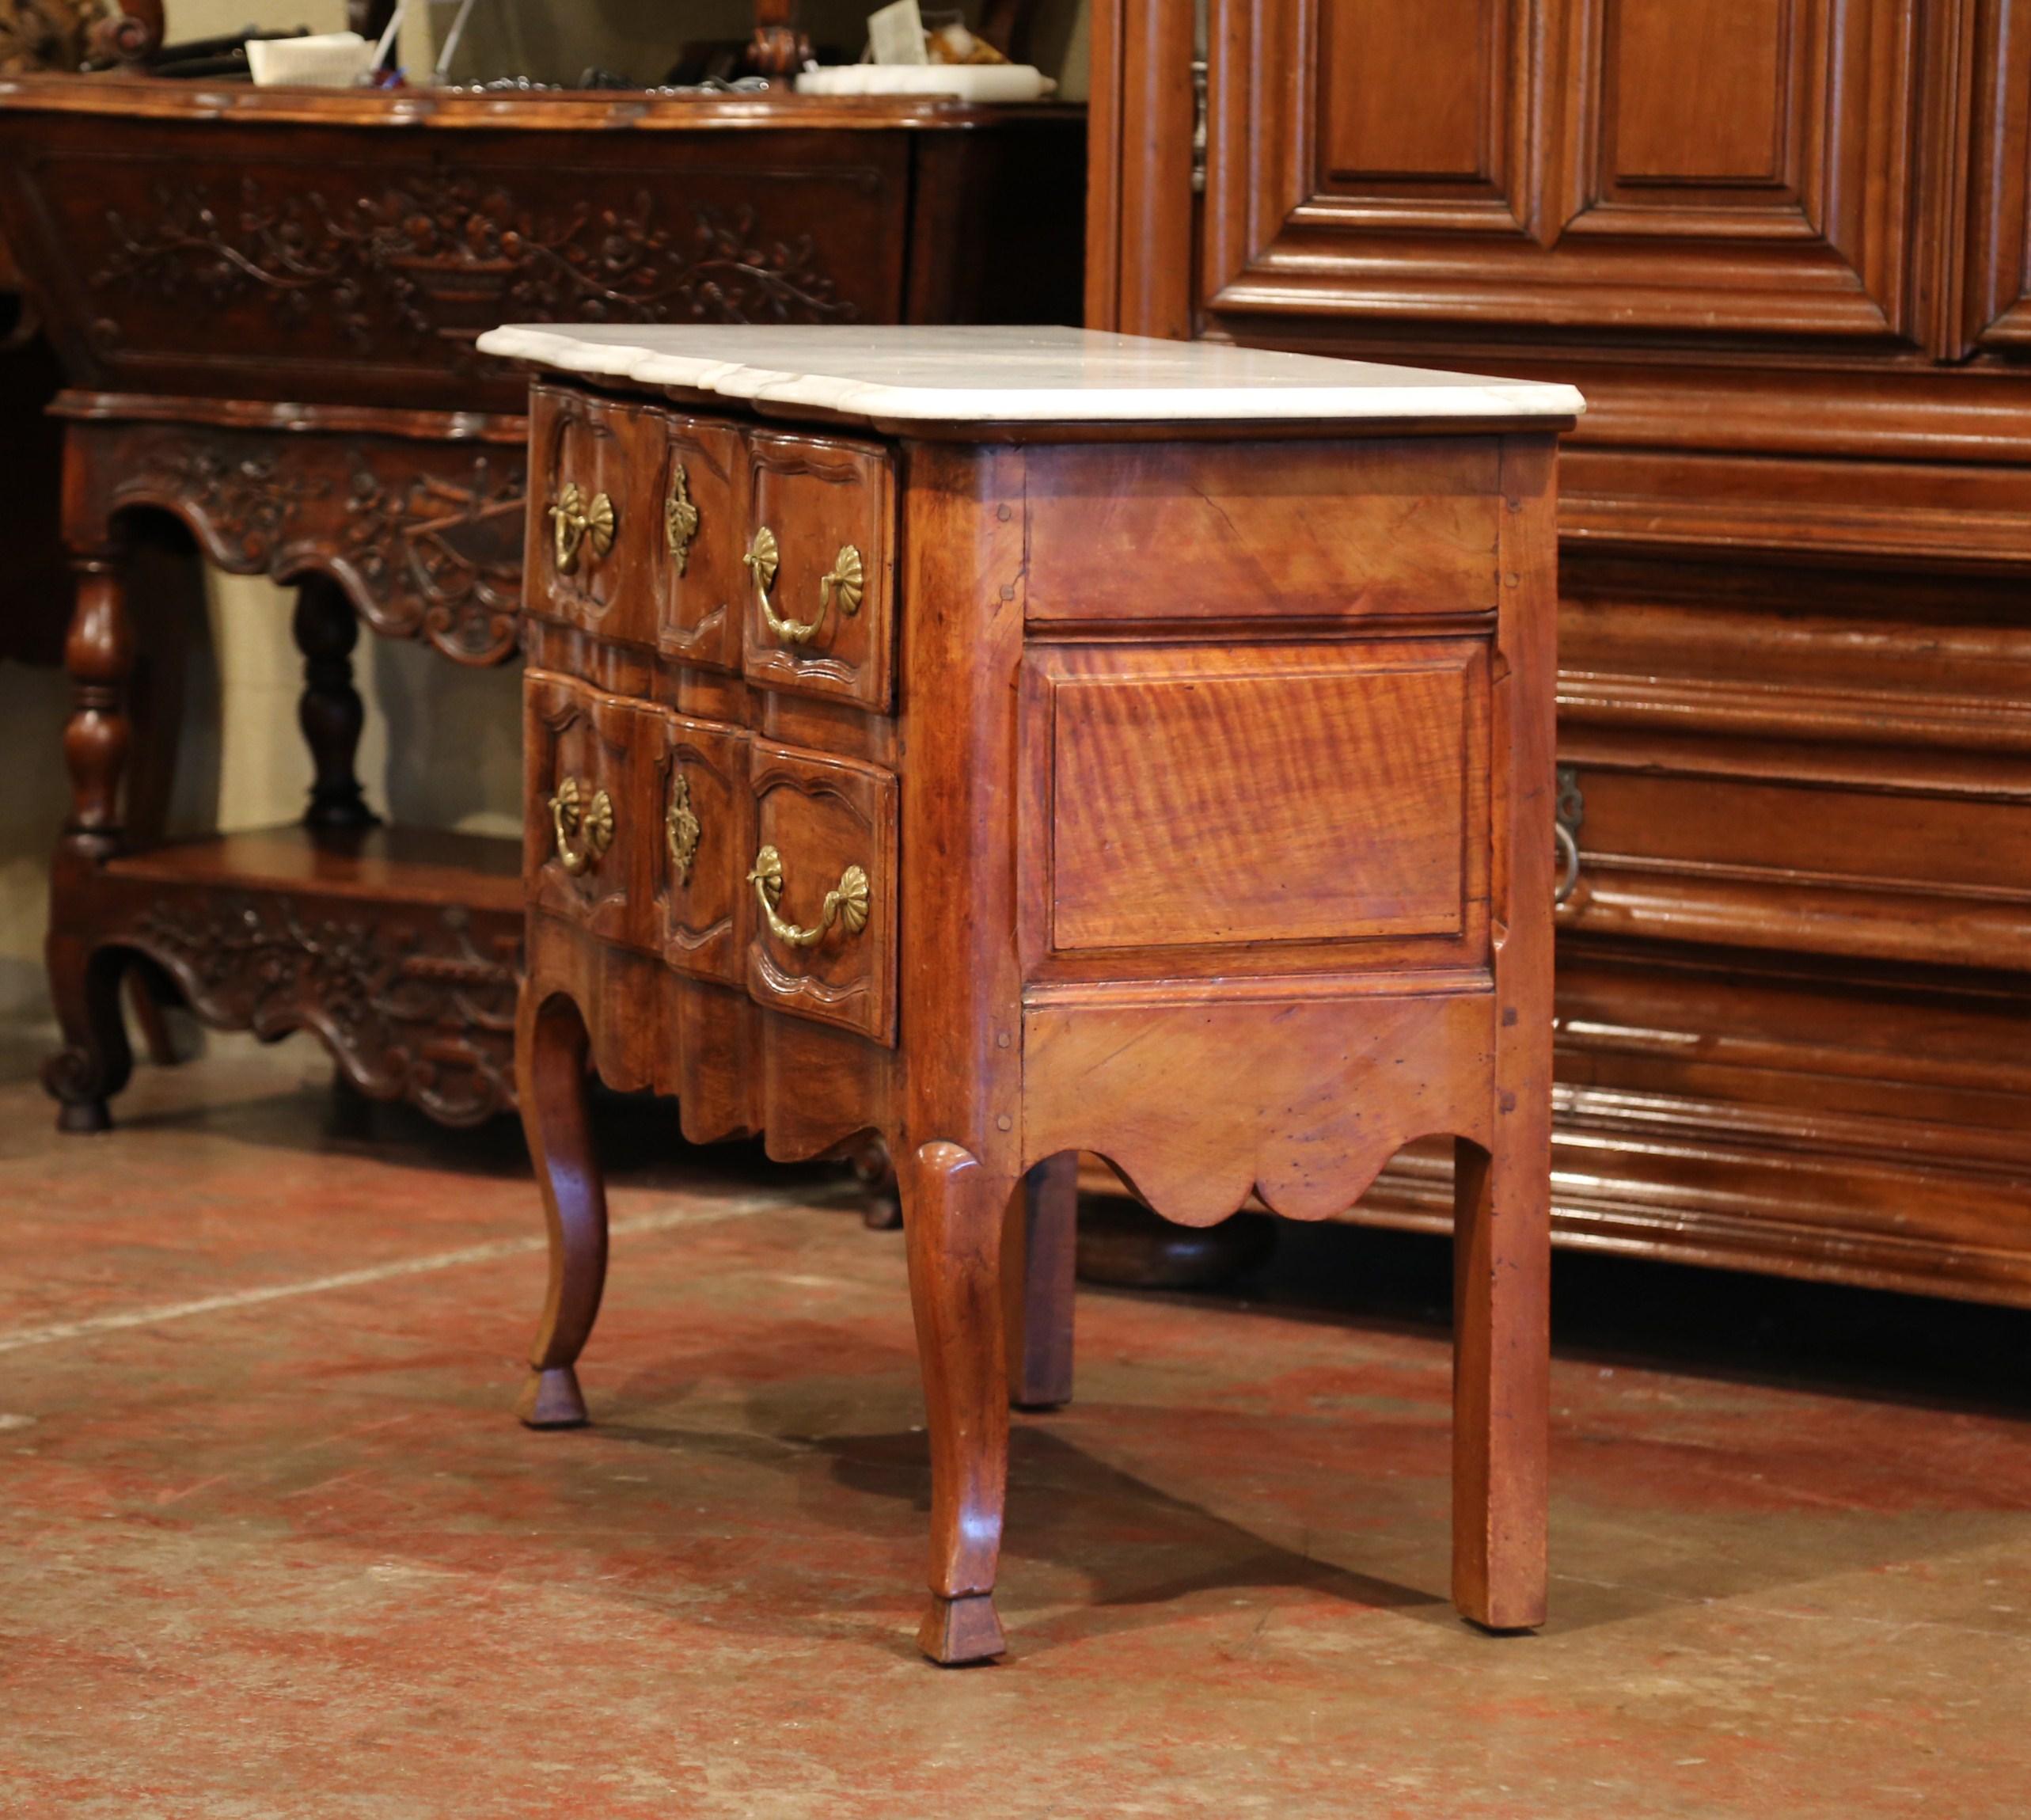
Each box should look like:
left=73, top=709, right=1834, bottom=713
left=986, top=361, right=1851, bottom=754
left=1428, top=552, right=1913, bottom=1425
left=484, top=322, right=1580, bottom=1669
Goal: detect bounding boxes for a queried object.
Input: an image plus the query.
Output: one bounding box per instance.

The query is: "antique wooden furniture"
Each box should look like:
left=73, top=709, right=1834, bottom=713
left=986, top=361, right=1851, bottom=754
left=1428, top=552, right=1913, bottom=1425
left=481, top=321, right=1578, bottom=1661
left=1085, top=0, right=2031, bottom=1309
left=0, top=74, right=1082, bottom=1130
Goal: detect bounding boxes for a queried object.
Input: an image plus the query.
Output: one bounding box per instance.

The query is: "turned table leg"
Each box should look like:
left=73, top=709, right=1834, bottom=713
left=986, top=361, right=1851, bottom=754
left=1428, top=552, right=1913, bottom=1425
left=294, top=572, right=378, bottom=832
left=904, top=1139, right=1017, bottom=1665
left=1451, top=1131, right=1551, bottom=1631
left=43, top=541, right=136, bottom=1134
left=516, top=985, right=609, bottom=1430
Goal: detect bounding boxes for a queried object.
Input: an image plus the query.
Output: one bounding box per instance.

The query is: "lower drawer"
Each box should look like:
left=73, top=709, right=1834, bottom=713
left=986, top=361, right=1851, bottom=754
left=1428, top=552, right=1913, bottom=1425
left=525, top=671, right=898, bottom=1043
left=746, top=738, right=898, bottom=1045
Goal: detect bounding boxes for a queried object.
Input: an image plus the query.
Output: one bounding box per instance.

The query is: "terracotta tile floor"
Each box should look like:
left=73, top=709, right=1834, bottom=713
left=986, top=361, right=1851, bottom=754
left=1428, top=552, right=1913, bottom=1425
left=2, top=1028, right=2028, bottom=1818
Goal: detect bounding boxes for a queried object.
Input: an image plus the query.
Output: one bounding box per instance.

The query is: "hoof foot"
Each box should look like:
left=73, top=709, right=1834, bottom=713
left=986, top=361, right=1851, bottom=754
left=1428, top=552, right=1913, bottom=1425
left=55, top=1099, right=112, bottom=1135
left=517, top=1366, right=589, bottom=1429
left=918, top=1592, right=1005, bottom=1665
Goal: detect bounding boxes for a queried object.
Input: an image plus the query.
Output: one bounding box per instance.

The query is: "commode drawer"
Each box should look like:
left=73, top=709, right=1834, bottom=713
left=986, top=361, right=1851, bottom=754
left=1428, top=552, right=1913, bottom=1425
left=746, top=739, right=898, bottom=1043
left=524, top=670, right=664, bottom=950
left=741, top=430, right=895, bottom=712
left=526, top=385, right=660, bottom=647
left=654, top=712, right=750, bottom=987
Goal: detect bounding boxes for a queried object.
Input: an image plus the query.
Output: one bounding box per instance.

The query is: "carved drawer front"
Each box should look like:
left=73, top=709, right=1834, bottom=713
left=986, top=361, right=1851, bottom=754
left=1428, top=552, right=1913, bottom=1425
left=655, top=712, right=750, bottom=988
left=524, top=669, right=661, bottom=952
left=655, top=413, right=746, bottom=672
left=528, top=385, right=659, bottom=647
left=745, top=739, right=898, bottom=1044
left=1023, top=640, right=1490, bottom=974
left=741, top=431, right=895, bottom=712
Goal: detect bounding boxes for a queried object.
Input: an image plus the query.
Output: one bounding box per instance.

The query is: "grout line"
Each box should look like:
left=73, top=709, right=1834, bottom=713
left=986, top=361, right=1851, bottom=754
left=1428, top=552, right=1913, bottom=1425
left=0, top=1192, right=804, bottom=1355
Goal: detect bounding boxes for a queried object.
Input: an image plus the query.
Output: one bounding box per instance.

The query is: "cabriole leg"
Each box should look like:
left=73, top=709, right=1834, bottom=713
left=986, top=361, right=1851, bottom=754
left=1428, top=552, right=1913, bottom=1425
left=1451, top=1131, right=1551, bottom=1631
left=904, top=1139, right=1017, bottom=1665
left=516, top=984, right=608, bottom=1430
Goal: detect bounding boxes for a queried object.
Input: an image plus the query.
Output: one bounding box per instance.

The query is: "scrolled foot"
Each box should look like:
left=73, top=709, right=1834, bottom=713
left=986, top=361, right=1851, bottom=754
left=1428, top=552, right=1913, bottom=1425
left=517, top=1365, right=590, bottom=1430
left=53, top=1092, right=112, bottom=1135
left=917, top=1592, right=1005, bottom=1666
left=44, top=1047, right=116, bottom=1135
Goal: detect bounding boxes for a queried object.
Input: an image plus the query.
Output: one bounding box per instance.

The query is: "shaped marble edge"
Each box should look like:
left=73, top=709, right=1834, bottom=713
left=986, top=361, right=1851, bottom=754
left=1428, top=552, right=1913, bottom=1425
left=474, top=325, right=1587, bottom=427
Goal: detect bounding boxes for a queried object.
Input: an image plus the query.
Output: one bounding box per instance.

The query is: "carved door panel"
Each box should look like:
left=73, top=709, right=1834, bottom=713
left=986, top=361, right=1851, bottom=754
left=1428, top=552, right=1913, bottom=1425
left=528, top=384, right=661, bottom=648
left=1206, top=0, right=1929, bottom=348
left=745, top=740, right=898, bottom=1044
left=523, top=669, right=659, bottom=952
left=740, top=431, right=896, bottom=712
left=655, top=712, right=750, bottom=988
left=654, top=412, right=746, bottom=672
left=1965, top=0, right=2031, bottom=353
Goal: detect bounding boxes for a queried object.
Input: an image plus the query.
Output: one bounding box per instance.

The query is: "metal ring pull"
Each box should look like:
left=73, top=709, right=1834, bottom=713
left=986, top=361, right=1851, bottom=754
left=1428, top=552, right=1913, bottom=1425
left=549, top=775, right=614, bottom=877
left=747, top=843, right=869, bottom=948
left=1554, top=823, right=1581, bottom=906
left=1553, top=764, right=1585, bottom=906
left=666, top=772, right=700, bottom=883
left=549, top=482, right=617, bottom=575
left=744, top=526, right=864, bottom=647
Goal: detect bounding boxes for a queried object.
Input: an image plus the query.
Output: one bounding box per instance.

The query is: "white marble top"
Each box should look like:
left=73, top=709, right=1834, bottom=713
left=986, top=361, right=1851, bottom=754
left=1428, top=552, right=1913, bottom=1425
left=475, top=325, right=1585, bottom=427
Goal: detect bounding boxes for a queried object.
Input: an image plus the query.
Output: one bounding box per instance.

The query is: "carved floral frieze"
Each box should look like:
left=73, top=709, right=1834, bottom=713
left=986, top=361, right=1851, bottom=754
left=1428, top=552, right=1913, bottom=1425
left=134, top=893, right=521, bottom=1126
left=96, top=426, right=526, bottom=667
left=91, top=178, right=859, bottom=360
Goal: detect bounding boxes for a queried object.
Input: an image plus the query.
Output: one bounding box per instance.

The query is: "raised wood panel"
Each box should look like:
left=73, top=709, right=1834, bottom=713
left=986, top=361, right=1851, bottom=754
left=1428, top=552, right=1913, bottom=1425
left=1023, top=438, right=1501, bottom=629
left=1595, top=0, right=1789, bottom=192
left=1319, top=0, right=1511, bottom=188
left=741, top=430, right=895, bottom=712
left=1208, top=0, right=1927, bottom=345
left=746, top=739, right=898, bottom=1044
left=1030, top=640, right=1488, bottom=956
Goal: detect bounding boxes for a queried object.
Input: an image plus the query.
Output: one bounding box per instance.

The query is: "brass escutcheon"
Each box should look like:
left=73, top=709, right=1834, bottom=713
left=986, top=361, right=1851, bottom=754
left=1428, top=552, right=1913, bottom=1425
left=747, top=842, right=869, bottom=948
left=549, top=774, right=615, bottom=877
left=666, top=771, right=700, bottom=883
left=665, top=464, right=699, bottom=574
left=550, top=482, right=617, bottom=575
left=744, top=526, right=864, bottom=647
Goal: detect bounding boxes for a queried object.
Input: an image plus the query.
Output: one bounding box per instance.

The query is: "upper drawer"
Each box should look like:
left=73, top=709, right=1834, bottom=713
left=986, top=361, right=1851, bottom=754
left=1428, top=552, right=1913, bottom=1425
left=741, top=430, right=896, bottom=712
left=526, top=385, right=661, bottom=647
left=1023, top=439, right=1503, bottom=628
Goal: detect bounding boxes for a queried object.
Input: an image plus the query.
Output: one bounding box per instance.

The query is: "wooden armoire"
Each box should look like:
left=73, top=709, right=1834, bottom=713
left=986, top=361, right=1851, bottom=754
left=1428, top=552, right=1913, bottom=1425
left=1086, top=0, right=2031, bottom=1305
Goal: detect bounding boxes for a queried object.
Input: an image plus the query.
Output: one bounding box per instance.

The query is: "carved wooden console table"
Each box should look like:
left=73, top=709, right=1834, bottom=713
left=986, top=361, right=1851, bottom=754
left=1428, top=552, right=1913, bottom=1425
left=480, top=322, right=1579, bottom=1661
left=0, top=75, right=1082, bottom=1129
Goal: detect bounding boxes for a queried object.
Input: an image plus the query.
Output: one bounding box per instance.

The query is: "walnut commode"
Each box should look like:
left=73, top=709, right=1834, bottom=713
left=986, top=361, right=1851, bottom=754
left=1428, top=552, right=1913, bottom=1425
left=483, top=323, right=1581, bottom=1664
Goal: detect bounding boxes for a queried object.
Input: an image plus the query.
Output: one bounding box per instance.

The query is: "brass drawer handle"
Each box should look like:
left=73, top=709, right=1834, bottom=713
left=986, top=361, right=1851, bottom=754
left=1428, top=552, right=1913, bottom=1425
left=665, top=464, right=699, bottom=574
left=549, top=482, right=617, bottom=575
left=748, top=843, right=869, bottom=948
left=549, top=775, right=615, bottom=877
left=666, top=771, right=700, bottom=883
left=744, top=526, right=864, bottom=647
